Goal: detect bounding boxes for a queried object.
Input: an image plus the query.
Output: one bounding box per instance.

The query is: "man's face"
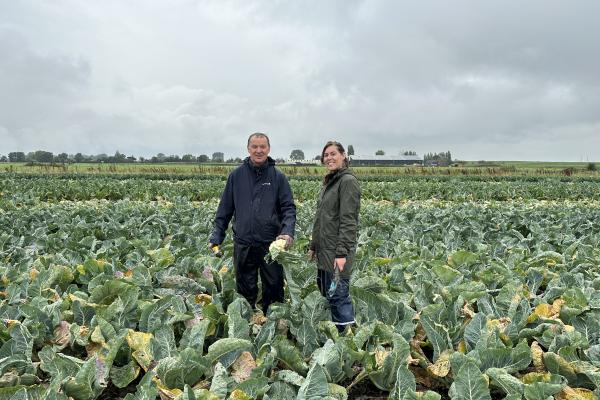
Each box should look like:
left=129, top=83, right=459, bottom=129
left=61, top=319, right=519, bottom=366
left=248, top=136, right=270, bottom=165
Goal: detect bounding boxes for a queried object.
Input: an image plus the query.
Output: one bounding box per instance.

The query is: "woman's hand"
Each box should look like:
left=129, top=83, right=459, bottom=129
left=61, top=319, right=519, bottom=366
left=308, top=250, right=315, bottom=260
left=335, top=257, right=346, bottom=272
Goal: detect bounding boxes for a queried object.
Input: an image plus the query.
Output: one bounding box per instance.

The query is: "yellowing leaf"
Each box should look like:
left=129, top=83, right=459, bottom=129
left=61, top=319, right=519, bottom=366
left=528, top=302, right=560, bottom=323
left=3, top=319, right=20, bottom=328
left=43, top=288, right=61, bottom=302
left=522, top=372, right=553, bottom=384
left=127, top=330, right=153, bottom=349
left=90, top=326, right=105, bottom=345
left=487, top=317, right=511, bottom=332
left=219, top=266, right=229, bottom=274
left=193, top=380, right=211, bottom=390
left=414, top=321, right=426, bottom=341
left=76, top=264, right=86, bottom=275
left=230, top=389, right=253, bottom=400
left=29, top=268, right=39, bottom=281
left=534, top=303, right=553, bottom=318
left=86, top=343, right=102, bottom=356
left=543, top=352, right=577, bottom=382
left=127, top=330, right=154, bottom=371
left=79, top=325, right=90, bottom=337
left=457, top=340, right=467, bottom=354
left=195, top=294, right=212, bottom=305
left=556, top=387, right=595, bottom=400
left=427, top=350, right=452, bottom=377
left=531, top=341, right=545, bottom=372
left=461, top=303, right=475, bottom=319
left=373, top=257, right=393, bottom=266
left=552, top=298, right=565, bottom=314
left=153, top=377, right=182, bottom=399
left=231, top=351, right=257, bottom=383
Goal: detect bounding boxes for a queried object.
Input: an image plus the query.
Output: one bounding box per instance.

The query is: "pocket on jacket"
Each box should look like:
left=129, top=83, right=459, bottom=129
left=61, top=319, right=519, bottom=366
left=261, top=215, right=281, bottom=240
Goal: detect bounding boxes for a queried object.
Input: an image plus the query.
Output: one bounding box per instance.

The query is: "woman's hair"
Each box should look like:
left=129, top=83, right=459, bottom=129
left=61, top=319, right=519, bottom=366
left=320, top=141, right=349, bottom=167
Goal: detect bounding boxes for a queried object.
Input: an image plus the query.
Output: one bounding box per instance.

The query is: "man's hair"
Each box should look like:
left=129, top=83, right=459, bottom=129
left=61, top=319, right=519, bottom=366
left=247, top=132, right=270, bottom=147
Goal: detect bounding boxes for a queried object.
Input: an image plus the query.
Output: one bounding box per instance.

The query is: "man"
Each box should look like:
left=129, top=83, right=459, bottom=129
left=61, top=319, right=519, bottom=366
left=209, top=132, right=296, bottom=312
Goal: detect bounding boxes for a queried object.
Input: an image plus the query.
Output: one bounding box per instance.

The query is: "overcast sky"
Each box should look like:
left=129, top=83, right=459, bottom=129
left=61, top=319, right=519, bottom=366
left=1, top=1, right=599, bottom=161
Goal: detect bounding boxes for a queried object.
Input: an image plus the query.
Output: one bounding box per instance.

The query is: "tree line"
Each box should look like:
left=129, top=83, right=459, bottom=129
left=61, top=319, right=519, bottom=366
left=2, top=148, right=452, bottom=164
left=3, top=151, right=241, bottom=164
left=423, top=151, right=453, bottom=166
left=4, top=150, right=312, bottom=164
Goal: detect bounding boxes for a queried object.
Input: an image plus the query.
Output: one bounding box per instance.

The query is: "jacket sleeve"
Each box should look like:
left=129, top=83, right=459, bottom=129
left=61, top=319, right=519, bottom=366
left=336, top=175, right=361, bottom=257
left=209, top=174, right=235, bottom=245
left=277, top=173, right=296, bottom=238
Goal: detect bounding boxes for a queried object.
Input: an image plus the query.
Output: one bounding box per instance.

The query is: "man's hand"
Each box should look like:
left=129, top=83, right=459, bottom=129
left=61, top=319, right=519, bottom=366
left=335, top=257, right=346, bottom=272
left=208, top=243, right=222, bottom=257
left=276, top=234, right=293, bottom=249
left=307, top=249, right=315, bottom=260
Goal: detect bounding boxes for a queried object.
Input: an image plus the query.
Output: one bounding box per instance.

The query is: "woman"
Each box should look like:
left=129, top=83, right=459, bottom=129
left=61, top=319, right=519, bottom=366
left=309, top=141, right=361, bottom=332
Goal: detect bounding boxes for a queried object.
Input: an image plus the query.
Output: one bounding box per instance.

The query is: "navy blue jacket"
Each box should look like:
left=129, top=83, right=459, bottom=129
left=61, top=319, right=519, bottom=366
left=209, top=157, right=296, bottom=246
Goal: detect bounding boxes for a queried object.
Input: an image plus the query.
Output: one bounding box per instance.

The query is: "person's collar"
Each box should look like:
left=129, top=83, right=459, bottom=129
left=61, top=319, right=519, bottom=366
left=324, top=166, right=347, bottom=184
left=259, top=157, right=275, bottom=166
left=251, top=160, right=267, bottom=169
left=329, top=166, right=347, bottom=176
left=245, top=156, right=273, bottom=171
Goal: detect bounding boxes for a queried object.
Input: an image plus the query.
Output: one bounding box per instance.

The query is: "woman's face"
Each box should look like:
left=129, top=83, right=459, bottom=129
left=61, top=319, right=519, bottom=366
left=322, top=145, right=345, bottom=172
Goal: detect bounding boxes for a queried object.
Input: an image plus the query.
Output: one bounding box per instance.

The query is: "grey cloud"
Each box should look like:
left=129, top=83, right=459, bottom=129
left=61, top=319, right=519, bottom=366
left=0, top=27, right=91, bottom=147
left=1, top=1, right=599, bottom=161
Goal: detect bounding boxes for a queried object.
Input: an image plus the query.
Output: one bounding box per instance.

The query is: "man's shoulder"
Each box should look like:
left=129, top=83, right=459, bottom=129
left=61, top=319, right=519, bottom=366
left=229, top=163, right=249, bottom=178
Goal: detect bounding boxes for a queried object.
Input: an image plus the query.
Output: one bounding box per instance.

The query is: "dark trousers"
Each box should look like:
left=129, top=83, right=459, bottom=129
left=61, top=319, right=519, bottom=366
left=233, top=242, right=284, bottom=313
left=317, top=269, right=355, bottom=332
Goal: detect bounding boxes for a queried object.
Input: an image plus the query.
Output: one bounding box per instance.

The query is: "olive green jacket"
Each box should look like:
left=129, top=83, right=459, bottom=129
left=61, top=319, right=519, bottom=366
left=310, top=167, right=361, bottom=276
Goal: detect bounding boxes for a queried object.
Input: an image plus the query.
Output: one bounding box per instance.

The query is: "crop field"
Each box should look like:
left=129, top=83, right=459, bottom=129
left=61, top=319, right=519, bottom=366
left=2, top=161, right=599, bottom=178
left=1, top=173, right=600, bottom=399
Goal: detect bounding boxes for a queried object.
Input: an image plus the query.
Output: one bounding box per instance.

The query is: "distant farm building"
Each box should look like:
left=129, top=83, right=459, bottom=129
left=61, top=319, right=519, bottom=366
left=349, top=154, right=423, bottom=166
left=285, top=159, right=320, bottom=165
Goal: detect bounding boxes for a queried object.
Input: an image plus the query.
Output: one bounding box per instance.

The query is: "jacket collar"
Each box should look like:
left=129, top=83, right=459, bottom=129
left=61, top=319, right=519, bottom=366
left=244, top=156, right=275, bottom=167
left=324, top=166, right=350, bottom=185
left=244, top=156, right=275, bottom=175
